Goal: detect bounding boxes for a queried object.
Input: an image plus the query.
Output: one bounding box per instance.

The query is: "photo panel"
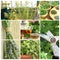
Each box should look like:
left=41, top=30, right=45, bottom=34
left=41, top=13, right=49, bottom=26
left=2, top=20, right=20, bottom=39
left=20, top=20, right=40, bottom=40
left=20, top=40, right=40, bottom=59
left=2, top=39, right=20, bottom=59
left=1, top=0, right=38, bottom=20
left=40, top=21, right=59, bottom=59
left=37, top=1, right=59, bottom=20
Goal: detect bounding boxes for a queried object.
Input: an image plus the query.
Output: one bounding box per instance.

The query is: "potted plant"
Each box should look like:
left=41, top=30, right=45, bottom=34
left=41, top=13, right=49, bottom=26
left=50, top=1, right=59, bottom=7
left=49, top=6, right=59, bottom=20
left=21, top=55, right=32, bottom=59
left=40, top=2, right=51, bottom=10
left=51, top=10, right=57, bottom=15
left=40, top=9, right=48, bottom=18
left=29, top=20, right=39, bottom=33
left=21, top=40, right=39, bottom=59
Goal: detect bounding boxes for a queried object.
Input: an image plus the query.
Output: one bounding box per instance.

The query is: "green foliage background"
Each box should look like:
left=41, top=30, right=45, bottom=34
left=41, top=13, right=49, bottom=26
left=21, top=40, right=39, bottom=59
left=41, top=21, right=59, bottom=35
left=40, top=21, right=59, bottom=59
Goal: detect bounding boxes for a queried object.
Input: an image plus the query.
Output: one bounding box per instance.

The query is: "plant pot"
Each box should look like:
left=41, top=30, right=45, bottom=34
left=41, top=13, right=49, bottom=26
left=21, top=55, right=32, bottom=59
left=40, top=9, right=48, bottom=18
left=49, top=6, right=59, bottom=20
left=40, top=2, right=51, bottom=10
left=50, top=1, right=59, bottom=7
left=30, top=33, right=39, bottom=39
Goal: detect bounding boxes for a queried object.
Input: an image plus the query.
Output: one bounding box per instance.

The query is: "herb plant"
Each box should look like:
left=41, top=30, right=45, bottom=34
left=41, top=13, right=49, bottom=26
left=1, top=1, right=37, bottom=20
left=29, top=21, right=39, bottom=33
left=40, top=9, right=47, bottom=15
left=51, top=10, right=57, bottom=14
left=38, top=1, right=59, bottom=20
left=40, top=38, right=53, bottom=59
left=40, top=21, right=59, bottom=59
left=40, top=2, right=51, bottom=10
left=50, top=1, right=59, bottom=6
left=3, top=40, right=19, bottom=59
left=41, top=21, right=59, bottom=35
left=21, top=40, right=39, bottom=59
left=2, top=21, right=19, bottom=59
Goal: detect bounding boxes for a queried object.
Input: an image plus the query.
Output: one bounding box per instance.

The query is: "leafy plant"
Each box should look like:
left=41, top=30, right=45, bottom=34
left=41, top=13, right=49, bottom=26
left=9, top=9, right=18, bottom=20
left=2, top=20, right=10, bottom=28
left=2, top=21, right=19, bottom=59
left=40, top=2, right=51, bottom=10
left=24, top=34, right=30, bottom=39
left=3, top=40, right=19, bottom=59
left=50, top=1, right=59, bottom=6
left=40, top=9, right=47, bottom=15
left=1, top=1, right=37, bottom=20
left=40, top=38, right=53, bottom=59
left=41, top=21, right=59, bottom=36
left=40, top=52, right=48, bottom=59
left=40, top=21, right=59, bottom=59
left=21, top=40, right=39, bottom=59
left=51, top=10, right=57, bottom=14
left=29, top=21, right=39, bottom=33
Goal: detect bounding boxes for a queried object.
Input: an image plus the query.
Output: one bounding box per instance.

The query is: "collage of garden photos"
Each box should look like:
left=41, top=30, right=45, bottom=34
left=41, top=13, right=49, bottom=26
left=0, top=0, right=60, bottom=60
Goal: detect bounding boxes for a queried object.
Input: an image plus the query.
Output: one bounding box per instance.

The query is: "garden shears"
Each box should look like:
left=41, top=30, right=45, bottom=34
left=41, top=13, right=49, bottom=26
left=40, top=31, right=59, bottom=57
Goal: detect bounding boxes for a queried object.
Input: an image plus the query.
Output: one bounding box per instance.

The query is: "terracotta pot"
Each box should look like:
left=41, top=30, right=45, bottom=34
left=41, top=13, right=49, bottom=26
left=21, top=55, right=32, bottom=59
